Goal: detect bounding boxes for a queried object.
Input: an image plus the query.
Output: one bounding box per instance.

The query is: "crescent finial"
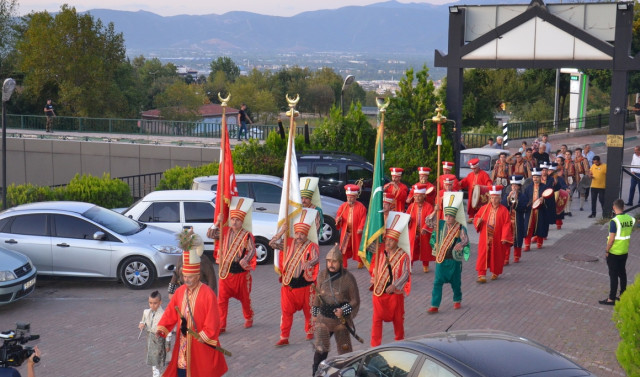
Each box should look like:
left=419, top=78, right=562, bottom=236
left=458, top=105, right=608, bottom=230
left=286, top=93, right=300, bottom=108
left=218, top=92, right=230, bottom=107
left=376, top=97, right=390, bottom=113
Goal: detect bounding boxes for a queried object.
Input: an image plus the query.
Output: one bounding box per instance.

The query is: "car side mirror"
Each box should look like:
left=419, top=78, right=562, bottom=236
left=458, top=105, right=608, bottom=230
left=93, top=231, right=106, bottom=241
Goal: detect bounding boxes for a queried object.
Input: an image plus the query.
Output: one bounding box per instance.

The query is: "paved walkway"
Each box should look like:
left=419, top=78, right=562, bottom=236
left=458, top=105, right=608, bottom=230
left=0, top=127, right=639, bottom=377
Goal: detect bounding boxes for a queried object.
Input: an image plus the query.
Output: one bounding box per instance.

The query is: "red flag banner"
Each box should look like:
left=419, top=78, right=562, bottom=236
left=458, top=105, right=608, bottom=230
left=213, top=110, right=238, bottom=256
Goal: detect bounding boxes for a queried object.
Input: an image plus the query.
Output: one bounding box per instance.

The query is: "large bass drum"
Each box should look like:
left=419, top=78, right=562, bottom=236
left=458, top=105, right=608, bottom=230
left=472, top=185, right=491, bottom=210
left=555, top=189, right=569, bottom=215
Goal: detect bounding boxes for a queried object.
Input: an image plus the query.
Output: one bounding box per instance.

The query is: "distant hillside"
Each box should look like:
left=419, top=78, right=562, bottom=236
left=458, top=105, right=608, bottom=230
left=85, top=1, right=451, bottom=55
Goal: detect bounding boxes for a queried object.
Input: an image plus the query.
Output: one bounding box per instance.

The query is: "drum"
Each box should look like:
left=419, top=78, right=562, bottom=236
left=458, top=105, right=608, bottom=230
left=567, top=176, right=574, bottom=185
left=555, top=189, right=569, bottom=215
left=426, top=186, right=435, bottom=195
left=532, top=197, right=544, bottom=210
left=542, top=188, right=554, bottom=199
left=472, top=185, right=491, bottom=210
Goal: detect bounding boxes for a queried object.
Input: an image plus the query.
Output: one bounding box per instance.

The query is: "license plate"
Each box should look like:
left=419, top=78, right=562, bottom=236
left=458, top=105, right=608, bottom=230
left=24, top=277, right=36, bottom=290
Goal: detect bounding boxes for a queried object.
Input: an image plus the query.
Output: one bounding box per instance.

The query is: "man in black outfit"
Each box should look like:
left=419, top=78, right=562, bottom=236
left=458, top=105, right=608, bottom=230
left=532, top=143, right=550, bottom=166
left=237, top=103, right=253, bottom=141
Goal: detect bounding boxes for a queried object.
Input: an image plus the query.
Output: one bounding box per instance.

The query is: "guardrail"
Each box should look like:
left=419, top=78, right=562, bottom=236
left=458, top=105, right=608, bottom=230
left=6, top=114, right=312, bottom=141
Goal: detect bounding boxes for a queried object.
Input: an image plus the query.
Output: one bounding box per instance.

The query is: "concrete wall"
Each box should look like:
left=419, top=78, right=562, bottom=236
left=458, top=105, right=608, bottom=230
left=0, top=138, right=220, bottom=186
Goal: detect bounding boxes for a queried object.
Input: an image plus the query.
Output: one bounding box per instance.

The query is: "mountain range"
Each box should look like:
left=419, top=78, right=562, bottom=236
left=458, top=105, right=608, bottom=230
left=86, top=1, right=454, bottom=56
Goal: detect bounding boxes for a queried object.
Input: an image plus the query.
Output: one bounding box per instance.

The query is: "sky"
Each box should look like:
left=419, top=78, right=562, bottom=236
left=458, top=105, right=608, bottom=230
left=18, top=0, right=454, bottom=17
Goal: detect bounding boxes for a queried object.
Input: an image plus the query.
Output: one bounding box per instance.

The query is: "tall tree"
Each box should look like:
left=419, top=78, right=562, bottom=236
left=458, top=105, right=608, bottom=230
left=0, top=0, right=17, bottom=69
left=15, top=5, right=128, bottom=117
left=208, top=56, right=240, bottom=83
left=154, top=81, right=206, bottom=122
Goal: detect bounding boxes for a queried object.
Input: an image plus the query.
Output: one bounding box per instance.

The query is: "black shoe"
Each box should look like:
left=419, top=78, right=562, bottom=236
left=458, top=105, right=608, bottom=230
left=588, top=214, right=595, bottom=218
left=579, top=208, right=583, bottom=211
left=566, top=212, right=572, bottom=217
left=598, top=299, right=615, bottom=306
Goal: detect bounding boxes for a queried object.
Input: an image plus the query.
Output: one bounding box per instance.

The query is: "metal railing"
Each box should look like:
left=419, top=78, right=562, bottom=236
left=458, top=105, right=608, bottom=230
left=6, top=114, right=312, bottom=141
left=51, top=172, right=165, bottom=201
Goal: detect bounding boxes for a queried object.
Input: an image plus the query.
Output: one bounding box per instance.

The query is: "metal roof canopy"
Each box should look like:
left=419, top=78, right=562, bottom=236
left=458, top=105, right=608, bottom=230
left=435, top=0, right=636, bottom=217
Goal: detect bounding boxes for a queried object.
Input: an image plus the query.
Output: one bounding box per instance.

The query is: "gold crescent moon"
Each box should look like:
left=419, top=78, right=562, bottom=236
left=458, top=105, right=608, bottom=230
left=218, top=92, right=230, bottom=106
left=376, top=97, right=390, bottom=112
left=286, top=93, right=300, bottom=107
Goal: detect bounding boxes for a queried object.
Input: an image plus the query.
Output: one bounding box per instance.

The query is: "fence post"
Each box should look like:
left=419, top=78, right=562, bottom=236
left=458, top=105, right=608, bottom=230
left=109, top=119, right=112, bottom=133
left=597, top=114, right=602, bottom=128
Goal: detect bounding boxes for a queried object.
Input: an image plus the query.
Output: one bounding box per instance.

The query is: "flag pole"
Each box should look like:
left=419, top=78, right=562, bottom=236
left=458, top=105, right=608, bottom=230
left=217, top=93, right=230, bottom=254
left=283, top=94, right=300, bottom=272
left=432, top=102, right=447, bottom=252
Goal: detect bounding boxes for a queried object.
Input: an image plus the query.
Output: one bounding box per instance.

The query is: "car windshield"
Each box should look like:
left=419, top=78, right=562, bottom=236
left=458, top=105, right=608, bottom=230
left=461, top=154, right=492, bottom=171
left=83, top=205, right=143, bottom=236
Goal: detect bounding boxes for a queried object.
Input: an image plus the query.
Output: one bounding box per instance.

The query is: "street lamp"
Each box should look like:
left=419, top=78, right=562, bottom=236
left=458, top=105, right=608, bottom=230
left=341, top=75, right=355, bottom=116
left=2, top=78, right=16, bottom=210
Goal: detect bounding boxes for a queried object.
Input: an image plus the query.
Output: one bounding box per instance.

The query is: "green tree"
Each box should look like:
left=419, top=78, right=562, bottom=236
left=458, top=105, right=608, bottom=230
left=310, top=104, right=376, bottom=161
left=208, top=56, right=240, bottom=83
left=385, top=65, right=450, bottom=185
left=15, top=6, right=128, bottom=117
left=0, top=0, right=17, bottom=73
left=154, top=81, right=207, bottom=121
left=306, top=83, right=335, bottom=115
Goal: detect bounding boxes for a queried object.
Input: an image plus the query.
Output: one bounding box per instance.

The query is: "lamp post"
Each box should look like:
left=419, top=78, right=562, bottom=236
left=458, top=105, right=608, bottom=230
left=341, top=75, right=355, bottom=116
left=2, top=78, right=16, bottom=210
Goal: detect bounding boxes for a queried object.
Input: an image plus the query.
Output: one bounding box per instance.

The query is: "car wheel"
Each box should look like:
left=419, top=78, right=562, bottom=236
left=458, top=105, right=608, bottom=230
left=319, top=216, right=338, bottom=245
left=254, top=237, right=273, bottom=265
left=119, top=256, right=156, bottom=290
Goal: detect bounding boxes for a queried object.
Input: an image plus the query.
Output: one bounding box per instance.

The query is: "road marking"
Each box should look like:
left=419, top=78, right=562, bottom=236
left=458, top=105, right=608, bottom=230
left=557, top=262, right=608, bottom=277
left=527, top=289, right=610, bottom=312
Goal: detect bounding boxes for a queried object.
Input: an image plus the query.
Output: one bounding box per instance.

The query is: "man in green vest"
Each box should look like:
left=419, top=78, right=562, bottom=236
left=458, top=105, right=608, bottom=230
left=599, top=199, right=636, bottom=305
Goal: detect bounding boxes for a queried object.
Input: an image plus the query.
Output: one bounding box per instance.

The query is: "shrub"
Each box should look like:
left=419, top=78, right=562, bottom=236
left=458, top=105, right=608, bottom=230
left=614, top=273, right=640, bottom=376
left=6, top=183, right=60, bottom=207
left=156, top=162, right=219, bottom=190
left=62, top=173, right=133, bottom=208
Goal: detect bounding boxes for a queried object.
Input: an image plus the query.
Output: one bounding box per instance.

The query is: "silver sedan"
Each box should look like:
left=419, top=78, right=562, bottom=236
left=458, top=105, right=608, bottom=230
left=0, top=201, right=182, bottom=289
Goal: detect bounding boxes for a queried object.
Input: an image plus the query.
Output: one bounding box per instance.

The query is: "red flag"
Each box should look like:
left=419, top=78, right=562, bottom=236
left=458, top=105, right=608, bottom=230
left=213, top=112, right=238, bottom=257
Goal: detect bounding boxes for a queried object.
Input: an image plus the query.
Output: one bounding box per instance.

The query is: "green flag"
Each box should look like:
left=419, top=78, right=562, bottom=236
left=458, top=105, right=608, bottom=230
left=358, top=121, right=385, bottom=268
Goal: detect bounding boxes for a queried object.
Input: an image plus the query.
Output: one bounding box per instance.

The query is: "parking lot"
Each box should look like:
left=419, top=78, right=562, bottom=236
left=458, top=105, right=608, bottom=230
left=1, top=134, right=638, bottom=377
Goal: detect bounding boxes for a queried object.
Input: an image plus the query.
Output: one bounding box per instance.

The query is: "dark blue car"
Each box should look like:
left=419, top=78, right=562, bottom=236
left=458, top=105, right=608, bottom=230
left=315, top=330, right=596, bottom=377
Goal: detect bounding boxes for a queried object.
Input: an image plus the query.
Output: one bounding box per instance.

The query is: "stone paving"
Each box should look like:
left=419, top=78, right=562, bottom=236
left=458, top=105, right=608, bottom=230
left=0, top=131, right=639, bottom=377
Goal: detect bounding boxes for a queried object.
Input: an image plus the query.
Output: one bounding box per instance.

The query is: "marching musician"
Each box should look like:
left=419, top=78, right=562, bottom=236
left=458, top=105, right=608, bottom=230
left=406, top=167, right=436, bottom=206
left=438, top=161, right=461, bottom=191
left=473, top=185, right=513, bottom=283
left=369, top=212, right=411, bottom=347
left=563, top=150, right=578, bottom=217
left=574, top=147, right=591, bottom=211
left=523, top=167, right=551, bottom=250
left=384, top=167, right=409, bottom=212
left=548, top=162, right=568, bottom=230
left=335, top=184, right=367, bottom=269
left=426, top=197, right=469, bottom=314
left=460, top=158, right=492, bottom=222
left=501, top=176, right=528, bottom=264
left=406, top=183, right=435, bottom=273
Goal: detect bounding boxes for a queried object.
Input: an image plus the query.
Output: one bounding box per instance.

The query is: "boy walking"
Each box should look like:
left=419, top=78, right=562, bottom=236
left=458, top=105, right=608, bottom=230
left=139, top=291, right=170, bottom=377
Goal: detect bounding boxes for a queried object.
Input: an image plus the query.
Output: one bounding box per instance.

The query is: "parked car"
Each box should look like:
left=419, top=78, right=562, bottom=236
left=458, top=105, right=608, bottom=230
left=316, top=329, right=596, bottom=377
left=459, top=148, right=504, bottom=178
left=192, top=174, right=343, bottom=245
left=0, top=201, right=182, bottom=290
left=297, top=152, right=390, bottom=205
left=0, top=248, right=37, bottom=305
left=123, top=190, right=278, bottom=265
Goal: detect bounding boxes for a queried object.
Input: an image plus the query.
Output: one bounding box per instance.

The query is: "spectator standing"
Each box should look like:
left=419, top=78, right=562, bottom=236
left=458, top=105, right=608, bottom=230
left=518, top=141, right=528, bottom=153
left=633, top=98, right=640, bottom=133
left=626, top=145, right=640, bottom=206
left=493, top=136, right=504, bottom=149
left=541, top=134, right=551, bottom=154
left=237, top=103, right=253, bottom=141
left=532, top=143, right=550, bottom=166
left=43, top=99, right=55, bottom=133
left=599, top=199, right=635, bottom=305
left=583, top=144, right=595, bottom=165
left=588, top=156, right=607, bottom=218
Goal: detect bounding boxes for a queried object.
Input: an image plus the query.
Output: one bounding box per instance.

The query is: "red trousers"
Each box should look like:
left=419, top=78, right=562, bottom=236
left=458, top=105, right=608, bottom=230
left=280, top=284, right=314, bottom=339
left=371, top=293, right=405, bottom=347
left=218, top=271, right=253, bottom=329
left=343, top=244, right=362, bottom=268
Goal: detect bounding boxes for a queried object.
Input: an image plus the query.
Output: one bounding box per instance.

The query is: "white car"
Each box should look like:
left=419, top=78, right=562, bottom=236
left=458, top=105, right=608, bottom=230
left=123, top=190, right=278, bottom=265
left=192, top=174, right=343, bottom=245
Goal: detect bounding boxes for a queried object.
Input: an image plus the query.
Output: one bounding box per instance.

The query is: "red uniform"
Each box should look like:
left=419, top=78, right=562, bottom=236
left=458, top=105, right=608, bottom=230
left=460, top=170, right=492, bottom=219
left=278, top=238, right=319, bottom=340
left=157, top=282, right=228, bottom=377
left=406, top=201, right=434, bottom=268
left=385, top=181, right=409, bottom=212
left=217, top=227, right=256, bottom=331
left=438, top=174, right=461, bottom=192
left=473, top=203, right=513, bottom=278
left=336, top=201, right=367, bottom=268
left=369, top=247, right=411, bottom=347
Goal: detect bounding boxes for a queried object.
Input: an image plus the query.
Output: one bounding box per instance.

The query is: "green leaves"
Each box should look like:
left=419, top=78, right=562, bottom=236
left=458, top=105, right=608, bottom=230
left=614, top=273, right=640, bottom=377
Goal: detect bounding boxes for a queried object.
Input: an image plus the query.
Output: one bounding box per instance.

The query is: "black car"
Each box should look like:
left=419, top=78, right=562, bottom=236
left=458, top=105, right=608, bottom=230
left=297, top=152, right=390, bottom=206
left=315, top=330, right=596, bottom=377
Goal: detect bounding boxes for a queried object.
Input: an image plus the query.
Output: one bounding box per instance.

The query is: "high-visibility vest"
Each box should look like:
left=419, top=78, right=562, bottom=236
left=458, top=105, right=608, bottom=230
left=608, top=214, right=635, bottom=255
